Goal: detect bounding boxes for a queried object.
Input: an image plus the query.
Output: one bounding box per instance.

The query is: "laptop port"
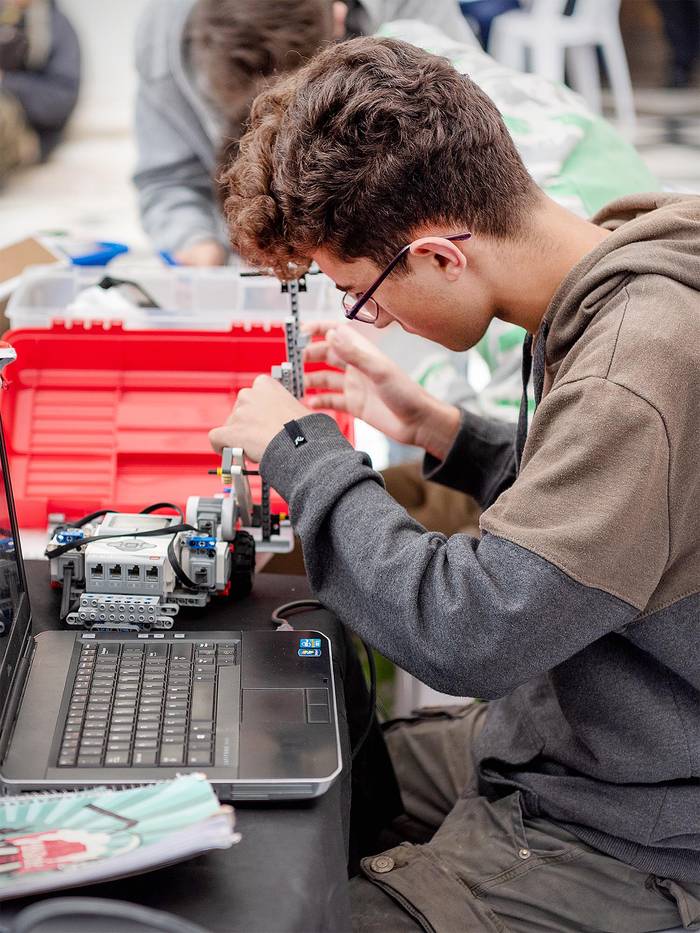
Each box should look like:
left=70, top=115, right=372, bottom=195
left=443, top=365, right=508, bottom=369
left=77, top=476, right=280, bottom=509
left=145, top=566, right=159, bottom=581
left=109, top=564, right=122, bottom=578
left=127, top=565, right=140, bottom=580
left=91, top=563, right=103, bottom=578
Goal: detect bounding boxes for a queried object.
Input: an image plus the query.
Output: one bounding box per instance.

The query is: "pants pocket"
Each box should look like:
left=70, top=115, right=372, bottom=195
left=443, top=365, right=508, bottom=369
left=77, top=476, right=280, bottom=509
left=361, top=843, right=508, bottom=933
left=383, top=701, right=481, bottom=733
left=654, top=877, right=700, bottom=929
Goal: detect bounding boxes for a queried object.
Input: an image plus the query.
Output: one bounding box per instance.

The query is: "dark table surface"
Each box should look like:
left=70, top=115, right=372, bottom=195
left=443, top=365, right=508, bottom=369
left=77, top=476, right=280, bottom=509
left=3, top=562, right=353, bottom=933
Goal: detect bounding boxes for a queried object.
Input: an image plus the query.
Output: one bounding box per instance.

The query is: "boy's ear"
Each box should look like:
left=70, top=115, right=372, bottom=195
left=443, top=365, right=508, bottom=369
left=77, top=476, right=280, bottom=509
left=409, top=236, right=467, bottom=281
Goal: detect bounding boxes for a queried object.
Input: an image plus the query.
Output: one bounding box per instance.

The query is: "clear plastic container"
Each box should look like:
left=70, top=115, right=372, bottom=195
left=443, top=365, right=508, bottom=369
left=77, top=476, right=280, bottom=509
left=5, top=264, right=337, bottom=331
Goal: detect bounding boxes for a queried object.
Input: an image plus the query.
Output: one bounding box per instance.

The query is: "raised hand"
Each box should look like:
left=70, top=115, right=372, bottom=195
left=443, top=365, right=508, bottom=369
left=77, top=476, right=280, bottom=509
left=303, top=323, right=460, bottom=459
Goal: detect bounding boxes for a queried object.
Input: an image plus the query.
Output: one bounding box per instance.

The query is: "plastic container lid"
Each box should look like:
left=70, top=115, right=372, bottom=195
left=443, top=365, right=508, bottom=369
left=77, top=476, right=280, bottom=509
left=5, top=265, right=338, bottom=332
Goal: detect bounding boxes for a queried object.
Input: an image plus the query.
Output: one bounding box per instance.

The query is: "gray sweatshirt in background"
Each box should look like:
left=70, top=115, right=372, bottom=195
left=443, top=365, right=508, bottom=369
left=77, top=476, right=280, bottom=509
left=132, top=0, right=474, bottom=256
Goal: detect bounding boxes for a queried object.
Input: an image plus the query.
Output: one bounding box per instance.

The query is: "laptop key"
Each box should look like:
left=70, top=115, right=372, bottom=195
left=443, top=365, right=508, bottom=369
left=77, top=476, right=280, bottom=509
left=98, top=644, right=121, bottom=657
left=133, top=750, right=157, bottom=766
left=214, top=664, right=238, bottom=768
left=85, top=712, right=108, bottom=724
left=189, top=729, right=213, bottom=742
left=104, top=752, right=130, bottom=766
left=77, top=755, right=102, bottom=767
left=58, top=754, right=77, bottom=767
left=135, top=739, right=159, bottom=749
left=191, top=682, right=214, bottom=721
left=187, top=751, right=212, bottom=765
left=160, top=745, right=184, bottom=765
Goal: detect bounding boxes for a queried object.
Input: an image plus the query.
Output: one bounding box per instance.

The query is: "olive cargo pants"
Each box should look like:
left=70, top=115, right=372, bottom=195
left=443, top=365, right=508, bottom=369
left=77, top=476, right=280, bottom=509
left=351, top=704, right=700, bottom=932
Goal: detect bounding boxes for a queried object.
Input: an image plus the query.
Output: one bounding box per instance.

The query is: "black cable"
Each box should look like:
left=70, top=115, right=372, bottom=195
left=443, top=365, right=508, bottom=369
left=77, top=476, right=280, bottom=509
left=66, top=508, right=116, bottom=528
left=353, top=639, right=376, bottom=762
left=270, top=600, right=377, bottom=761
left=10, top=897, right=210, bottom=933
left=98, top=274, right=162, bottom=309
left=167, top=534, right=198, bottom=590
left=141, top=501, right=184, bottom=521
left=270, top=599, right=323, bottom=630
left=44, top=522, right=196, bottom=559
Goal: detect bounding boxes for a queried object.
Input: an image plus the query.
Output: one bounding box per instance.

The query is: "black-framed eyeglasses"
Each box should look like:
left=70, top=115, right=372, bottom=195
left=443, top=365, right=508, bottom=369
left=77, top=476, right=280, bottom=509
left=342, top=232, right=472, bottom=323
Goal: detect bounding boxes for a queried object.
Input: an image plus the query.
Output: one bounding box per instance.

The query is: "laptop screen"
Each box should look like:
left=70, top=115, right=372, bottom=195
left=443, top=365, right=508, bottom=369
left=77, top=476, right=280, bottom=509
left=0, top=412, right=30, bottom=719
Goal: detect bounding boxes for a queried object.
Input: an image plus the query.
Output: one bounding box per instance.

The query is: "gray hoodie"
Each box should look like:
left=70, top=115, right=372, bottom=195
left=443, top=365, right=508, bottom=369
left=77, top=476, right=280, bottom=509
left=132, top=0, right=475, bottom=255
left=261, top=194, right=700, bottom=883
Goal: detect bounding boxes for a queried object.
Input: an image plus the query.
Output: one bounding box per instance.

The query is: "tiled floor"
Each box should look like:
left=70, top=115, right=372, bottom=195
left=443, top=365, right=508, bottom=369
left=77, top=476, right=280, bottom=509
left=625, top=88, right=700, bottom=192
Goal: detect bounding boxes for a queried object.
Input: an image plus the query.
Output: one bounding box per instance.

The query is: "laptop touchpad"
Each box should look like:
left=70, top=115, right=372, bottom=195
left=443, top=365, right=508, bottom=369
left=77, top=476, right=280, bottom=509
left=242, top=688, right=306, bottom=723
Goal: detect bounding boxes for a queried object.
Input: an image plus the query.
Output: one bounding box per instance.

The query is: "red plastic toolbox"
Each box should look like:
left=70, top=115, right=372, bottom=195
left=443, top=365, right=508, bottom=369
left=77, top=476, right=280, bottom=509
left=0, top=323, right=352, bottom=529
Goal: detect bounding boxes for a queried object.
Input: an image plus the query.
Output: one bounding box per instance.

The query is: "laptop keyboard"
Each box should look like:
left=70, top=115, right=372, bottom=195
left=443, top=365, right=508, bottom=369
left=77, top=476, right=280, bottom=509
left=57, top=639, right=238, bottom=768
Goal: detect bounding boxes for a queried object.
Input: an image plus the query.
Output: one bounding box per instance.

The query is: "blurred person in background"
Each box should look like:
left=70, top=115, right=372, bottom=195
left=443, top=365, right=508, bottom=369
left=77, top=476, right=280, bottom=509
left=0, top=0, right=80, bottom=182
left=133, top=0, right=472, bottom=266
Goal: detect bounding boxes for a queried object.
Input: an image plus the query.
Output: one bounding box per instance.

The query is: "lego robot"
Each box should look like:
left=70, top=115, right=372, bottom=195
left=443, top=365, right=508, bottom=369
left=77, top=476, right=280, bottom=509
left=46, top=280, right=308, bottom=633
left=46, top=446, right=294, bottom=632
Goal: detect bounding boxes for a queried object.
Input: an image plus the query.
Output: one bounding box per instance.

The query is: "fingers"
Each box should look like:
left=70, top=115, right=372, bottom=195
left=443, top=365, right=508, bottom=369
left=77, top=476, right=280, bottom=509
left=306, top=393, right=349, bottom=412
left=304, top=370, right=345, bottom=391
left=301, top=319, right=343, bottom=338
left=303, top=340, right=333, bottom=364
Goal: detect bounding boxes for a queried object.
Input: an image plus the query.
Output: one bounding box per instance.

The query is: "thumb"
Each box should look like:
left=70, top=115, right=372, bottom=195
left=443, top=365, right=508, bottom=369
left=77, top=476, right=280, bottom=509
left=209, top=425, right=232, bottom=453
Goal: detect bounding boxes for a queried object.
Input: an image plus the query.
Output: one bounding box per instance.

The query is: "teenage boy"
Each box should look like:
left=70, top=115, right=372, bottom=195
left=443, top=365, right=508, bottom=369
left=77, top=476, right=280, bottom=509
left=210, top=36, right=700, bottom=932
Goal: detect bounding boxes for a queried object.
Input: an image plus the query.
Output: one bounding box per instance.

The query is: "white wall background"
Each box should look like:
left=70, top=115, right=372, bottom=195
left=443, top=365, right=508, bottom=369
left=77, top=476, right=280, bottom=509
left=60, top=0, right=144, bottom=133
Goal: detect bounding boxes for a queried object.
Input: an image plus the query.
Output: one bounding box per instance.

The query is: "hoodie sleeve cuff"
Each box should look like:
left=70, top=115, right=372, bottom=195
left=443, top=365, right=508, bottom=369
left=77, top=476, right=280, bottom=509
left=422, top=408, right=517, bottom=508
left=260, top=413, right=354, bottom=502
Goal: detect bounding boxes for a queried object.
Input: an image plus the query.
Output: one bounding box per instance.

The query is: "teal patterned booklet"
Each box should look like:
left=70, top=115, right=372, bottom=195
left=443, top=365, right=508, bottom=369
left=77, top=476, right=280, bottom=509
left=0, top=773, right=239, bottom=900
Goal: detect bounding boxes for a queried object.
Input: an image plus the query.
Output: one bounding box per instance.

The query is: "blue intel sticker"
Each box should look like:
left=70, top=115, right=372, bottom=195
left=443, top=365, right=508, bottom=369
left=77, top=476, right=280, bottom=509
left=299, top=638, right=322, bottom=648
left=298, top=648, right=322, bottom=658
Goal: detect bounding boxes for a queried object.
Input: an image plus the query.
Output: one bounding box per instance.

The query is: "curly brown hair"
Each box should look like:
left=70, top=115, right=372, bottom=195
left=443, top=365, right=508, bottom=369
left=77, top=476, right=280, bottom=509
left=220, top=36, right=538, bottom=279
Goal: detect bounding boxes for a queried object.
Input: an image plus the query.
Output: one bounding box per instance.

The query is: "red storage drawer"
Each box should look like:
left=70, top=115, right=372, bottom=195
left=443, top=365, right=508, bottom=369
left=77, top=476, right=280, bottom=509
left=0, top=323, right=352, bottom=528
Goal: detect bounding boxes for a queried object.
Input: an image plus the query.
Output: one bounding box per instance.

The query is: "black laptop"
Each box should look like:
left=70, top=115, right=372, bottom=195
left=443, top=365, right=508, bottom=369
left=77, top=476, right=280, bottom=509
left=0, top=414, right=341, bottom=800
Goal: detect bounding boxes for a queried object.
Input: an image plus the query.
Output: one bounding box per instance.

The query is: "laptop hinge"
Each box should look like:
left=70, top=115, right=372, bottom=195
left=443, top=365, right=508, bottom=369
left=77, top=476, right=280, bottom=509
left=0, top=637, right=33, bottom=766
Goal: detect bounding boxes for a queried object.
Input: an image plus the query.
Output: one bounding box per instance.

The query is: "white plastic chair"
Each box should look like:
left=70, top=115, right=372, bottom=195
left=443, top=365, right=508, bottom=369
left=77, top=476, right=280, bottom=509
left=488, top=0, right=636, bottom=132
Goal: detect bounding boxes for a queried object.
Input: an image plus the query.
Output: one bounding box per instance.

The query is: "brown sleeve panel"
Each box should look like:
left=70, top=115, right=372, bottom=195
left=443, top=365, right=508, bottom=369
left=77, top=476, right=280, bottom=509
left=480, top=376, right=670, bottom=610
